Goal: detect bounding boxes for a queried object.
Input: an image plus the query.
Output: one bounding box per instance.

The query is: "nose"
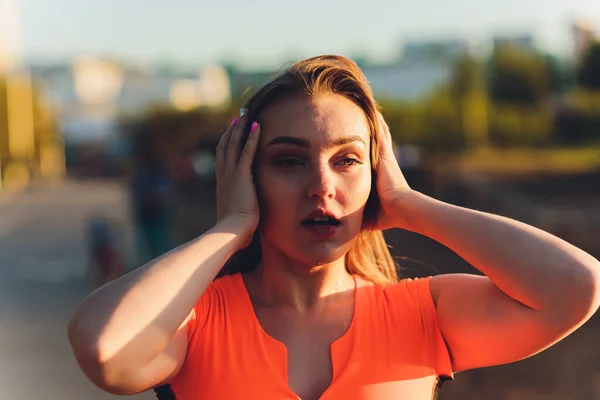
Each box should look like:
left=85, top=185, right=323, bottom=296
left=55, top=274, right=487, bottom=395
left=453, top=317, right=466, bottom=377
left=306, top=165, right=335, bottom=200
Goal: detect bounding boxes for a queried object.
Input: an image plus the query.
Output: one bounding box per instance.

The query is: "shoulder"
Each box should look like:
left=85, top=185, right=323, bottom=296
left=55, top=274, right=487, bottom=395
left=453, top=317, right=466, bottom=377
left=373, top=276, right=433, bottom=307
left=356, top=276, right=435, bottom=325
left=356, top=274, right=431, bottom=297
left=186, top=273, right=243, bottom=337
left=211, top=272, right=241, bottom=292
left=197, top=273, right=243, bottom=311
left=357, top=275, right=455, bottom=378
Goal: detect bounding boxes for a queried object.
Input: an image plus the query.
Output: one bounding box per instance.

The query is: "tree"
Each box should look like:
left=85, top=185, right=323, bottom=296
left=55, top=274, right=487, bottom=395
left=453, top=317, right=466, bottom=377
left=577, top=41, right=600, bottom=91
left=489, top=45, right=550, bottom=105
left=543, top=54, right=567, bottom=94
left=448, top=55, right=489, bottom=148
left=450, top=55, right=481, bottom=98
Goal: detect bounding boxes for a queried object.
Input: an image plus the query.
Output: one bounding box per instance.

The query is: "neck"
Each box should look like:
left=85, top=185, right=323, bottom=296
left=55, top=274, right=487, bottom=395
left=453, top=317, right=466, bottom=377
left=247, top=248, right=354, bottom=312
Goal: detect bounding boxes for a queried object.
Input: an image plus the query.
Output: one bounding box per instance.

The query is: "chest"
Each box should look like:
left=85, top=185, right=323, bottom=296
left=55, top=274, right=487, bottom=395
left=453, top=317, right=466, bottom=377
left=255, top=304, right=354, bottom=400
left=171, top=277, right=446, bottom=400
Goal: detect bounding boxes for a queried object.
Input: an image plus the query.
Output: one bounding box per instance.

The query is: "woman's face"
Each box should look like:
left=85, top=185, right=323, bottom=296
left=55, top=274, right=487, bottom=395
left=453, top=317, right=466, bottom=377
left=255, top=93, right=372, bottom=266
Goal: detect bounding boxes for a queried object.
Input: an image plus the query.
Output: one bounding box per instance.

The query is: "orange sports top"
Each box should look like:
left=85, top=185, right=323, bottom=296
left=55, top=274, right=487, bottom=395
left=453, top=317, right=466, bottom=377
left=170, top=273, right=454, bottom=399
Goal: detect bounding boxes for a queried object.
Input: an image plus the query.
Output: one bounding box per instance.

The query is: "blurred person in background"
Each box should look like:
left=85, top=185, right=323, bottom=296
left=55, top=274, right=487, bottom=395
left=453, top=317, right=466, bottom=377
left=129, top=144, right=176, bottom=265
left=68, top=56, right=600, bottom=400
left=86, top=215, right=125, bottom=284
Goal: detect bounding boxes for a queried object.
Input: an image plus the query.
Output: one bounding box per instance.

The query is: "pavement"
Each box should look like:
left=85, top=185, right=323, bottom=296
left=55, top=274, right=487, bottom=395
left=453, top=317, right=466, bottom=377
left=0, top=179, right=152, bottom=399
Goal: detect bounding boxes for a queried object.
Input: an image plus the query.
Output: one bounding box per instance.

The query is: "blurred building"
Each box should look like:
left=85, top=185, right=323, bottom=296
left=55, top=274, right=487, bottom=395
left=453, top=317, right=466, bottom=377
left=363, top=62, right=453, bottom=101
left=362, top=39, right=468, bottom=101
left=226, top=40, right=469, bottom=102
left=228, top=69, right=278, bottom=101
left=227, top=62, right=454, bottom=103
left=493, top=34, right=535, bottom=52
left=33, top=60, right=231, bottom=125
left=26, top=58, right=232, bottom=176
left=402, top=39, right=468, bottom=62
left=0, top=0, right=65, bottom=189
left=572, top=18, right=596, bottom=64
left=0, top=0, right=21, bottom=74
left=29, top=36, right=471, bottom=150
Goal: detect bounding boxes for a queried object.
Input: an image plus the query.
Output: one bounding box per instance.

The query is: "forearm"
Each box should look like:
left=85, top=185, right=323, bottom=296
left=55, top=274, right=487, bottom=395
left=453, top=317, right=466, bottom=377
left=68, top=217, right=246, bottom=369
left=398, top=191, right=600, bottom=314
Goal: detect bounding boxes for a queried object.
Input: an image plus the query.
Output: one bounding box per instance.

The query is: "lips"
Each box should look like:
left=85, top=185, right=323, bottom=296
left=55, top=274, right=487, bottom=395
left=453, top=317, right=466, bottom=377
left=301, top=209, right=341, bottom=224
left=301, top=209, right=341, bottom=238
left=301, top=223, right=341, bottom=238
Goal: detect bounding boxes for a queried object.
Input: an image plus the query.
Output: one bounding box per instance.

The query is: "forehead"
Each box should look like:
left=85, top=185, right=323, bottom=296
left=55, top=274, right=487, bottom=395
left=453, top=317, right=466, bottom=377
left=259, top=93, right=370, bottom=146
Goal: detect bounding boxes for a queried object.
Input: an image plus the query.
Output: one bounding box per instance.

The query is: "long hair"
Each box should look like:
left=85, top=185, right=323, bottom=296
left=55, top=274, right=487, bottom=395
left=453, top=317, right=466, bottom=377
left=218, top=55, right=399, bottom=285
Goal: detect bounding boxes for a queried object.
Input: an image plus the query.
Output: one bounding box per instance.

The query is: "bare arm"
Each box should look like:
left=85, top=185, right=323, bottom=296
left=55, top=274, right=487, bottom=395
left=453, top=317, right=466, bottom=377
left=68, top=113, right=261, bottom=394
left=67, top=218, right=248, bottom=394
left=397, top=191, right=600, bottom=372
left=373, top=112, right=600, bottom=372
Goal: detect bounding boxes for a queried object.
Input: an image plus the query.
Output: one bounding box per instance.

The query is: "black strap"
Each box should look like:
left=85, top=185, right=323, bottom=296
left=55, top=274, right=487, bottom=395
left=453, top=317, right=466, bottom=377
left=153, top=385, right=176, bottom=399
left=432, top=375, right=451, bottom=400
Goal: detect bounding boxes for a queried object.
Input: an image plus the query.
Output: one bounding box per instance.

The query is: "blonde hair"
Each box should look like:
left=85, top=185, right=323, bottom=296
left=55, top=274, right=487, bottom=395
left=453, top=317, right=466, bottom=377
left=219, top=55, right=398, bottom=285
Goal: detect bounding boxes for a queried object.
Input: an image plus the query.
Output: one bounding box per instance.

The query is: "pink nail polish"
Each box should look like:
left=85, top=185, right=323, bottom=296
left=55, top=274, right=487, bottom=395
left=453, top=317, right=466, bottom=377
left=230, top=118, right=239, bottom=127
left=251, top=122, right=258, bottom=132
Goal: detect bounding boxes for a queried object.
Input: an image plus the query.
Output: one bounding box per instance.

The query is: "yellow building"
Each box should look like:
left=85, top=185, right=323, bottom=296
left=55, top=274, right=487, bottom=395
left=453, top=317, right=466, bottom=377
left=0, top=71, right=65, bottom=190
left=0, top=0, right=64, bottom=190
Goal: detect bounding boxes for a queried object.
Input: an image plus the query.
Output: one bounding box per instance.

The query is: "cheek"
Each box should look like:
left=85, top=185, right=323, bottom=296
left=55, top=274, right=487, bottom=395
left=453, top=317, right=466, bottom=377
left=256, top=169, right=300, bottom=216
left=341, top=170, right=372, bottom=209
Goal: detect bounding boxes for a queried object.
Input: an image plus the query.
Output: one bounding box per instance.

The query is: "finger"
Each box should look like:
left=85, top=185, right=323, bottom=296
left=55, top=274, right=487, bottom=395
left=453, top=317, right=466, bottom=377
left=376, top=112, right=392, bottom=142
left=375, top=112, right=397, bottom=163
left=376, top=113, right=394, bottom=159
left=216, top=118, right=238, bottom=175
left=226, top=108, right=249, bottom=172
left=238, top=121, right=261, bottom=170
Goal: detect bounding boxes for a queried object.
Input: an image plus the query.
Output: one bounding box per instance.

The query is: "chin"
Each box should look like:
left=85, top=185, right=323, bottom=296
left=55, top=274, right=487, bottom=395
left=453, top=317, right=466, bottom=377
left=261, top=224, right=358, bottom=267
left=291, top=241, right=351, bottom=267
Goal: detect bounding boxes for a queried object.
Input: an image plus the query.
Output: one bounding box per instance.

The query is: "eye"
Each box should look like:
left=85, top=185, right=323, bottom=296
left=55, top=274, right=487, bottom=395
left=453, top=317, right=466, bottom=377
left=336, top=158, right=362, bottom=167
left=275, top=158, right=304, bottom=167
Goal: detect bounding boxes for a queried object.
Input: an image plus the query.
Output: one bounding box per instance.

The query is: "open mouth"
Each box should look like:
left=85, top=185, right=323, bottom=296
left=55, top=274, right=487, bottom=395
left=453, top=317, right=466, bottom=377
left=301, top=216, right=341, bottom=227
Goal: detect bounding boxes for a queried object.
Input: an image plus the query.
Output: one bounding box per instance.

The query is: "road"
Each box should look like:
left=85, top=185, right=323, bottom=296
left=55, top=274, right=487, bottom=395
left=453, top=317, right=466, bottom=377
left=0, top=180, right=152, bottom=399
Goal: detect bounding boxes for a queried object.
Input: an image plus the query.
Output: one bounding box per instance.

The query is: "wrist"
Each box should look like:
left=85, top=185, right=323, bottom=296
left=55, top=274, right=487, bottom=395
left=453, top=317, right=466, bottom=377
left=391, top=189, right=426, bottom=232
left=214, top=216, right=257, bottom=247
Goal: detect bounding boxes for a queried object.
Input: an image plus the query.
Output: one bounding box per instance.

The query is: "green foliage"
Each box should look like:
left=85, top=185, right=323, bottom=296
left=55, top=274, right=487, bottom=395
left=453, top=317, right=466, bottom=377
left=489, top=45, right=550, bottom=105
left=488, top=105, right=553, bottom=147
left=127, top=44, right=600, bottom=165
left=543, top=54, right=568, bottom=94
left=379, top=89, right=464, bottom=152
left=578, top=41, right=600, bottom=91
left=121, top=106, right=235, bottom=169
left=554, top=108, right=600, bottom=146
left=421, top=89, right=464, bottom=150
left=449, top=55, right=482, bottom=98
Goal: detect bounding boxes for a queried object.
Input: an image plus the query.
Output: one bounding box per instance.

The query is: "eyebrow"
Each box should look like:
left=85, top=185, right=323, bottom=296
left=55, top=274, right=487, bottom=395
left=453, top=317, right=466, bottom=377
left=266, top=135, right=366, bottom=149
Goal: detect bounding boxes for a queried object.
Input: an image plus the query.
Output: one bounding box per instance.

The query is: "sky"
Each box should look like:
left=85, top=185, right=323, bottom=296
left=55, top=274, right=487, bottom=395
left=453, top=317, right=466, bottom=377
left=15, top=0, right=600, bottom=69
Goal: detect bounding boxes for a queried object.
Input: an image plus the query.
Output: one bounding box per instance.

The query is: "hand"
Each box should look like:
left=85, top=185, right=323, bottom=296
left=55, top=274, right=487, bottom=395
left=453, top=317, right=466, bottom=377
left=370, top=112, right=414, bottom=231
left=215, top=110, right=261, bottom=247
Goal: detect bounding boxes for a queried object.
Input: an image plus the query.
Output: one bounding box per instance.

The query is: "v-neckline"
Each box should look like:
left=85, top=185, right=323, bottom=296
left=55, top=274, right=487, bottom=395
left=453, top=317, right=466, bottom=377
left=237, top=273, right=359, bottom=399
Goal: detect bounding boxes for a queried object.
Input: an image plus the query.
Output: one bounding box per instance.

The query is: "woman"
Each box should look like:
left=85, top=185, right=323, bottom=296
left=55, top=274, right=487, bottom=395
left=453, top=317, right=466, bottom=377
left=67, top=55, right=600, bottom=399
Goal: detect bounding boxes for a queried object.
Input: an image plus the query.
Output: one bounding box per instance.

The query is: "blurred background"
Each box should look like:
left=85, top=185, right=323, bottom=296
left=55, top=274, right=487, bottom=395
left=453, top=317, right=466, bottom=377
left=1, top=0, right=600, bottom=398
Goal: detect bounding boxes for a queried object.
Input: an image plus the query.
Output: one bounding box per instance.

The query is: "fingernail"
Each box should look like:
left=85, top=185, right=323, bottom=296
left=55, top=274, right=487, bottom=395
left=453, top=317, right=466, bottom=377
left=230, top=118, right=239, bottom=127
left=251, top=122, right=258, bottom=132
